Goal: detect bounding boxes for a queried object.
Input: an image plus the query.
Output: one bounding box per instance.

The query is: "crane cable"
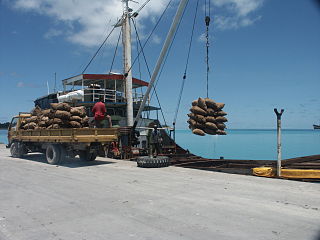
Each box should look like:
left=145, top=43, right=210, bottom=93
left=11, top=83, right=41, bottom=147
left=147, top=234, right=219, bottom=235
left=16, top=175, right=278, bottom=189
left=109, top=30, right=122, bottom=73
left=173, top=0, right=199, bottom=127
left=205, top=0, right=211, bottom=98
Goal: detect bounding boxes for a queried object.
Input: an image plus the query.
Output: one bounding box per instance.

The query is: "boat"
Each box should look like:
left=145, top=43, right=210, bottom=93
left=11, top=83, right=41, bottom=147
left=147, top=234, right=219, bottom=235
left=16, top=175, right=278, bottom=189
left=313, top=124, right=320, bottom=129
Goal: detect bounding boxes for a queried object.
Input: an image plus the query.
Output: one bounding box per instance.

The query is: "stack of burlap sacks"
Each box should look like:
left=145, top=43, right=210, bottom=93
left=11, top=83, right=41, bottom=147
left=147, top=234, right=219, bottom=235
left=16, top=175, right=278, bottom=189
left=20, top=103, right=89, bottom=130
left=187, top=97, right=227, bottom=136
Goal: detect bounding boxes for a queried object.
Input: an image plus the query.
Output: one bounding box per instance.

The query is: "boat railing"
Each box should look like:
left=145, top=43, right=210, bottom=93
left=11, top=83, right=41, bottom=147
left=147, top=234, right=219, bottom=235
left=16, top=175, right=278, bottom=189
left=83, top=88, right=150, bottom=105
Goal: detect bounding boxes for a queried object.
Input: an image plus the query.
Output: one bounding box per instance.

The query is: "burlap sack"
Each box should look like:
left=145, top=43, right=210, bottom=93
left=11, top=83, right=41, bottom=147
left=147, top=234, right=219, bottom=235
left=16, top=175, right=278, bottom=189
left=192, top=100, right=198, bottom=106
left=192, top=128, right=205, bottom=136
left=81, top=116, right=89, bottom=127
left=216, top=123, right=226, bottom=130
left=40, top=116, right=49, bottom=122
left=69, top=121, right=81, bottom=128
left=31, top=106, right=42, bottom=116
left=204, top=98, right=217, bottom=109
left=207, top=108, right=215, bottom=116
left=38, top=121, right=47, bottom=127
left=188, top=124, right=194, bottom=130
left=194, top=114, right=206, bottom=124
left=70, top=115, right=82, bottom=122
left=204, top=128, right=217, bottom=135
left=197, top=97, right=207, bottom=111
left=55, top=110, right=71, bottom=120
left=206, top=116, right=216, bottom=123
left=53, top=118, right=63, bottom=125
left=25, top=116, right=38, bottom=124
left=52, top=124, right=60, bottom=129
left=70, top=106, right=86, bottom=117
left=24, top=122, right=37, bottom=130
left=190, top=106, right=206, bottom=116
left=215, top=111, right=227, bottom=116
left=217, top=130, right=227, bottom=135
left=41, top=109, right=53, bottom=118
left=50, top=103, right=71, bottom=111
left=205, top=122, right=218, bottom=130
left=187, top=119, right=197, bottom=126
left=47, top=125, right=53, bottom=129
left=215, top=116, right=228, bottom=122
left=215, top=103, right=225, bottom=110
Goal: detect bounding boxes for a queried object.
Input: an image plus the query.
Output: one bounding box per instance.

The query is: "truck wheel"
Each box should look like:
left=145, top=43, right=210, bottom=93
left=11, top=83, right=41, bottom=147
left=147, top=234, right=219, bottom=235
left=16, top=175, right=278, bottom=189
left=136, top=156, right=170, bottom=168
left=79, top=151, right=97, bottom=162
left=10, top=142, right=23, bottom=158
left=46, top=144, right=61, bottom=165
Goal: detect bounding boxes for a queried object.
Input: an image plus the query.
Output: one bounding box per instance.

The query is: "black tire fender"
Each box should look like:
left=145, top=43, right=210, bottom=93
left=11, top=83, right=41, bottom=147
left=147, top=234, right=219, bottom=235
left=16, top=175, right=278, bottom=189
left=136, top=156, right=170, bottom=168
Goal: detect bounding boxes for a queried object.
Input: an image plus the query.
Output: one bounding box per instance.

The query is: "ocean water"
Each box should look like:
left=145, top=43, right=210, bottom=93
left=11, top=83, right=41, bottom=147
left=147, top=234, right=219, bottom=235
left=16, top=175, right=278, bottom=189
left=175, top=129, right=320, bottom=160
left=1, top=129, right=319, bottom=160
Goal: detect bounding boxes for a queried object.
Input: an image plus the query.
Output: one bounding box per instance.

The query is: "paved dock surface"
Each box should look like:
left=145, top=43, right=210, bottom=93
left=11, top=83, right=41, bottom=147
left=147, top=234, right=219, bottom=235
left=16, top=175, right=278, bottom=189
left=0, top=145, right=319, bottom=240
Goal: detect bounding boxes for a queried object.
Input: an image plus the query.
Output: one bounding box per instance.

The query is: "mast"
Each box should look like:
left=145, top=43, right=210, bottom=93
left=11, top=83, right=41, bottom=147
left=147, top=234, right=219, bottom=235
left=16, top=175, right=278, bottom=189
left=122, top=0, right=134, bottom=126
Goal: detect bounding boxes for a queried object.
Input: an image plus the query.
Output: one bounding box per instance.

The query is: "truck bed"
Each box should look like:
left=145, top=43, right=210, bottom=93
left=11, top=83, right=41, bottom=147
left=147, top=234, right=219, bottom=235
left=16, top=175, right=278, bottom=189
left=11, top=128, right=118, bottom=143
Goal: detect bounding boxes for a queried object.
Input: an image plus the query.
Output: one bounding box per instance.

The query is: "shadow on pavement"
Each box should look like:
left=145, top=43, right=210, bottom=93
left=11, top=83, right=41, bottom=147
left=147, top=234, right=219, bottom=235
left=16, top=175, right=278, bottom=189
left=11, top=153, right=115, bottom=168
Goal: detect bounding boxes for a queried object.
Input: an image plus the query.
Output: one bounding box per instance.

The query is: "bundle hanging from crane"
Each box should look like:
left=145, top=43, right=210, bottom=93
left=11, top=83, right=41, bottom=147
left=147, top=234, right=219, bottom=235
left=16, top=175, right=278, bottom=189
left=187, top=97, right=227, bottom=136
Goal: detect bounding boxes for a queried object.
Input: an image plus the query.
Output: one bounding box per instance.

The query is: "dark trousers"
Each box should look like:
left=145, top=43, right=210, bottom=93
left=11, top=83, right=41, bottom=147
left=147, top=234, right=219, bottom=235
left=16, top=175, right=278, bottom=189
left=151, top=143, right=161, bottom=157
left=95, top=119, right=103, bottom=128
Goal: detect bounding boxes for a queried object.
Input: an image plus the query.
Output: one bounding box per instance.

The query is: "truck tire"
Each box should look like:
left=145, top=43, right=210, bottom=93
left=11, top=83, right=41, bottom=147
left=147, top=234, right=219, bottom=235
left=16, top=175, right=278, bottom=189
left=136, top=156, right=170, bottom=168
left=46, top=144, right=61, bottom=165
left=10, top=142, right=23, bottom=158
left=79, top=151, right=97, bottom=162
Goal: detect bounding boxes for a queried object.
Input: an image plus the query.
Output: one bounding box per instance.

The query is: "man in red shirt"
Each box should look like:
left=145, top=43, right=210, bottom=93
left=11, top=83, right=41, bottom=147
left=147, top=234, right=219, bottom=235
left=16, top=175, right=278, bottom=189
left=92, top=97, right=111, bottom=128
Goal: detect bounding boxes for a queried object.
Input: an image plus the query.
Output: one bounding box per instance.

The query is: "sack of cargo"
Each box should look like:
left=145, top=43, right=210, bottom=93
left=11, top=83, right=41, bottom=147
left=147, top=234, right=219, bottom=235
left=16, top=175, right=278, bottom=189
left=24, top=122, right=37, bottom=130
left=215, top=102, right=225, bottom=110
left=187, top=119, right=197, bottom=126
left=205, top=122, right=218, bottom=130
left=206, top=108, right=215, bottom=116
left=215, top=111, right=227, bottom=116
left=204, top=128, right=217, bottom=135
left=70, top=115, right=82, bottom=122
left=194, top=122, right=205, bottom=129
left=192, top=128, right=205, bottom=136
left=188, top=113, right=197, bottom=121
left=190, top=106, right=206, bottom=116
left=52, top=124, right=60, bottom=129
left=206, top=116, right=216, bottom=123
left=69, top=121, right=81, bottom=128
left=192, top=100, right=198, bottom=106
left=217, top=130, right=227, bottom=135
left=215, top=116, right=228, bottom=122
left=25, top=116, right=38, bottom=124
left=197, top=97, right=207, bottom=111
left=53, top=118, right=63, bottom=125
left=188, top=124, right=194, bottom=130
left=55, top=110, right=71, bottom=120
left=204, top=98, right=217, bottom=109
left=70, top=106, right=86, bottom=117
left=41, top=109, right=53, bottom=118
left=31, top=106, right=42, bottom=116
left=216, top=123, right=226, bottom=130
left=194, top=114, right=206, bottom=124
left=38, top=121, right=47, bottom=127
left=40, top=116, right=49, bottom=122
left=50, top=102, right=71, bottom=111
left=81, top=116, right=89, bottom=127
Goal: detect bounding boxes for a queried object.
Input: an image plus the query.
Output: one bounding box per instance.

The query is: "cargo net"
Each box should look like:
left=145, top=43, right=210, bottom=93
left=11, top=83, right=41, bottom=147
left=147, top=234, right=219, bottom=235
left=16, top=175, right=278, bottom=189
left=188, top=97, right=227, bottom=136
left=20, top=103, right=89, bottom=130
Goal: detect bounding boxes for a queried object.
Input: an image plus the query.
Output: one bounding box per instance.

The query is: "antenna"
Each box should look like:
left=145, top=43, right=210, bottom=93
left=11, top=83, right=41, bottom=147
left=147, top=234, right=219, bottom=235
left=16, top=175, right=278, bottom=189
left=54, top=72, right=57, bottom=93
left=46, top=81, right=50, bottom=94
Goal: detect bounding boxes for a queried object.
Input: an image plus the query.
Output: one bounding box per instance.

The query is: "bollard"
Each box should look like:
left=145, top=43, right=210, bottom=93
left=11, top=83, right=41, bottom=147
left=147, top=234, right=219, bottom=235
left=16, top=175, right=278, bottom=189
left=274, top=108, right=284, bottom=177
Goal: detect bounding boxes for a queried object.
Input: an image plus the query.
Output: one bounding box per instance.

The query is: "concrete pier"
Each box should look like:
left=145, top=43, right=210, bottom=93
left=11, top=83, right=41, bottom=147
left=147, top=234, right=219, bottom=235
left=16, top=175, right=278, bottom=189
left=0, top=145, right=319, bottom=240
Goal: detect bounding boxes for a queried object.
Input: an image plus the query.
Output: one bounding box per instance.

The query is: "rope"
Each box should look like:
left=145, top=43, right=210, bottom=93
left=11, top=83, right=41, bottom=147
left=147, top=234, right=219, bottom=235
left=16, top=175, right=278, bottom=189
left=205, top=0, right=211, bottom=98
left=173, top=0, right=199, bottom=124
left=132, top=18, right=168, bottom=127
left=109, top=30, right=122, bottom=73
left=82, top=25, right=116, bottom=74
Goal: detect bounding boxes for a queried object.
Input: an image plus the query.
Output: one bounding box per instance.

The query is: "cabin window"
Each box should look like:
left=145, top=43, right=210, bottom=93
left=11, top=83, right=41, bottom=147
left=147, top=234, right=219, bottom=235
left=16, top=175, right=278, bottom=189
left=9, top=117, right=18, bottom=131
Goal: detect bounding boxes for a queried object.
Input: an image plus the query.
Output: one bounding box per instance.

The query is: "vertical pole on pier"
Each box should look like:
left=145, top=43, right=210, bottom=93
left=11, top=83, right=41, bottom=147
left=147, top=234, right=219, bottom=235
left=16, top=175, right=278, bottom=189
left=274, top=108, right=284, bottom=177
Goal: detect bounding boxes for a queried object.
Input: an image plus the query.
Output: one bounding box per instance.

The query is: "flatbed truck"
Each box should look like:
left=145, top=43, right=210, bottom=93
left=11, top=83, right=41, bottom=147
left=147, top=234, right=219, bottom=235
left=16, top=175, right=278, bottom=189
left=7, top=113, right=118, bottom=164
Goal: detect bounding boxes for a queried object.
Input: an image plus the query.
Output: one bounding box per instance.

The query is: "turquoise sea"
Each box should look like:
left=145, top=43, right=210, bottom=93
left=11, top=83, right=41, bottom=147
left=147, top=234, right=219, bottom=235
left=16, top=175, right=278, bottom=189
left=1, top=129, right=319, bottom=160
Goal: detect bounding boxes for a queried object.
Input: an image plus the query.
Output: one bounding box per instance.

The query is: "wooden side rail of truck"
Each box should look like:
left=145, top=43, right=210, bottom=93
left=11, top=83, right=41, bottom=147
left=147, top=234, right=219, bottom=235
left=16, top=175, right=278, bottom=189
left=7, top=113, right=119, bottom=164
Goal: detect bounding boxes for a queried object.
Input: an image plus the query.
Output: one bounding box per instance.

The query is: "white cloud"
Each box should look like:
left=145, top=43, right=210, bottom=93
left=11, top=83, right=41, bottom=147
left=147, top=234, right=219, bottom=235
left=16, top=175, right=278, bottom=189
left=12, top=0, right=171, bottom=47
left=212, top=0, right=264, bottom=30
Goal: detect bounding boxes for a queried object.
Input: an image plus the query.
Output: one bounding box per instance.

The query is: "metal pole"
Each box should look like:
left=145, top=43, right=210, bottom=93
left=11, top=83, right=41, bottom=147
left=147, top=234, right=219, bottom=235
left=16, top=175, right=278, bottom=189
left=134, top=0, right=189, bottom=126
left=122, top=0, right=134, bottom=126
left=274, top=108, right=284, bottom=177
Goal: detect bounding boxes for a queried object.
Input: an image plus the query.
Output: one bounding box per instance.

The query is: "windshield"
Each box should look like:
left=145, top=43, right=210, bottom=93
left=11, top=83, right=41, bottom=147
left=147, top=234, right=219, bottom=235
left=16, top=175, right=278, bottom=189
left=9, top=117, right=18, bottom=131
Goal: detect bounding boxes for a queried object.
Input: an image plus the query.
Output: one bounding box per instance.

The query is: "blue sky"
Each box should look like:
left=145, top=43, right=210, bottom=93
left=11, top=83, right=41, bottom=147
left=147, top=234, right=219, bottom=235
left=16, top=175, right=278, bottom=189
left=0, top=0, right=319, bottom=129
